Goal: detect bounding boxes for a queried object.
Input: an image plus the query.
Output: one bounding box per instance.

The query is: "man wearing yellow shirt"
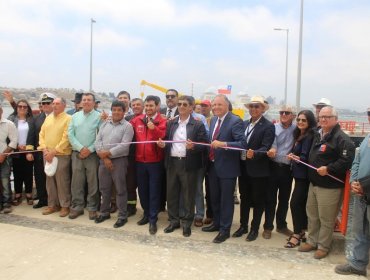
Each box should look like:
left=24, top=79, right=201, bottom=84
left=38, top=97, right=72, bottom=217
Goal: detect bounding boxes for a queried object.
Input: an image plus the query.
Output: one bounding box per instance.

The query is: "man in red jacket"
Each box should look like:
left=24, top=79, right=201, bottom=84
left=130, top=95, right=166, bottom=235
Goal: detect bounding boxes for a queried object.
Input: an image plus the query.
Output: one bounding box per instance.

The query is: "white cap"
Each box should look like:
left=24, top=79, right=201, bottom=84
left=313, top=97, right=332, bottom=107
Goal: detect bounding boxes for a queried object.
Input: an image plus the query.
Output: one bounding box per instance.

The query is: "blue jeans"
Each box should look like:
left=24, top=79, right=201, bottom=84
left=0, top=158, right=12, bottom=206
left=194, top=167, right=205, bottom=219
left=347, top=195, right=370, bottom=271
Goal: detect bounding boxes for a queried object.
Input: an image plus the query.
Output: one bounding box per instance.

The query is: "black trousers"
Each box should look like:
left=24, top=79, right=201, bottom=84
left=166, top=158, right=197, bottom=228
left=264, top=162, right=293, bottom=230
left=12, top=155, right=33, bottom=194
left=126, top=156, right=137, bottom=205
left=290, top=178, right=309, bottom=234
left=34, top=153, right=47, bottom=203
left=239, top=161, right=268, bottom=232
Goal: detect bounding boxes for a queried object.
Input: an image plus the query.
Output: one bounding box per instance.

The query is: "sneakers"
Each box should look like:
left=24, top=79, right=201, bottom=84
left=42, top=206, right=61, bottom=215
left=69, top=209, right=84, bottom=219
left=59, top=207, right=70, bottom=217
left=335, top=264, right=367, bottom=276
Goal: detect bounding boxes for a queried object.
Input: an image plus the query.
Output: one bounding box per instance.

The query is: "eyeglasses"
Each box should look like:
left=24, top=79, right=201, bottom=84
left=279, top=111, right=292, bottom=116
left=17, top=105, right=28, bottom=109
left=296, top=118, right=307, bottom=123
left=249, top=104, right=261, bottom=109
left=318, top=115, right=335, bottom=120
left=166, top=95, right=176, bottom=99
left=41, top=102, right=51, bottom=105
left=177, top=102, right=189, bottom=107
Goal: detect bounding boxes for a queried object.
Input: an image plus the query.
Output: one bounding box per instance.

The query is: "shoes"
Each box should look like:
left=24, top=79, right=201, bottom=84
left=203, top=217, right=213, bottom=225
left=137, top=216, right=149, bottom=226
left=262, top=229, right=272, bottom=239
left=95, top=215, right=111, bottom=223
left=33, top=201, right=47, bottom=209
left=183, top=227, right=191, bottom=237
left=12, top=195, right=22, bottom=206
left=234, top=195, right=240, bottom=204
left=213, top=232, right=230, bottom=243
left=127, top=204, right=137, bottom=217
left=69, top=209, right=84, bottom=219
left=284, top=234, right=301, bottom=248
left=149, top=223, right=157, bottom=235
left=202, top=225, right=220, bottom=232
left=277, top=227, right=294, bottom=237
left=246, top=230, right=258, bottom=242
left=194, top=218, right=203, bottom=227
left=3, top=206, right=12, bottom=214
left=59, top=207, right=70, bottom=217
left=42, top=206, right=60, bottom=215
left=164, top=224, right=180, bottom=233
left=114, top=218, right=128, bottom=228
left=26, top=194, right=33, bottom=206
left=88, top=211, right=97, bottom=220
left=110, top=202, right=117, bottom=213
left=298, top=243, right=317, bottom=252
left=232, top=226, right=248, bottom=237
left=314, top=249, right=328, bottom=259
left=334, top=264, right=367, bottom=276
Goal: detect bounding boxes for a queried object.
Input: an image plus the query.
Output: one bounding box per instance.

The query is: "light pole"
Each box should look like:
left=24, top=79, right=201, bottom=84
left=296, top=0, right=304, bottom=111
left=89, top=18, right=96, bottom=92
left=274, top=28, right=289, bottom=105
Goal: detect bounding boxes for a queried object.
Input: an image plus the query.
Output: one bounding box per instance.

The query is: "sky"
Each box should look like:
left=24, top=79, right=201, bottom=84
left=0, top=0, right=370, bottom=110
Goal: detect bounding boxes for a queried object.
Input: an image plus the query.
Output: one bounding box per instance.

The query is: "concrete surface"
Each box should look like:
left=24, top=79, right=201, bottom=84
left=0, top=202, right=365, bottom=280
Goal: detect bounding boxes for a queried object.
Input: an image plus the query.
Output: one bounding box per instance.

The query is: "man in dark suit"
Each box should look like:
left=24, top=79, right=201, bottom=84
left=202, top=94, right=245, bottom=243
left=158, top=95, right=208, bottom=237
left=160, top=89, right=179, bottom=119
left=232, top=96, right=275, bottom=241
left=33, top=93, right=56, bottom=208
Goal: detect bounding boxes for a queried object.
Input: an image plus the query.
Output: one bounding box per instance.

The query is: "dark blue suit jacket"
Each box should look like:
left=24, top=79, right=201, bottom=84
left=242, top=116, right=275, bottom=177
left=209, top=112, right=244, bottom=179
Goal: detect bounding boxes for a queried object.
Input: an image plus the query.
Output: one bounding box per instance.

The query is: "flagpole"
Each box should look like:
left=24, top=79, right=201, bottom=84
left=89, top=18, right=96, bottom=92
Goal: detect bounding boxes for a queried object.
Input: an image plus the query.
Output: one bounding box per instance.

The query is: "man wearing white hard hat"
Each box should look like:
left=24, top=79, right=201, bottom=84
left=313, top=98, right=332, bottom=122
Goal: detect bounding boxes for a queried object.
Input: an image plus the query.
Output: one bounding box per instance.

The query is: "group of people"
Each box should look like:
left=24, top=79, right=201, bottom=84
left=1, top=89, right=370, bottom=275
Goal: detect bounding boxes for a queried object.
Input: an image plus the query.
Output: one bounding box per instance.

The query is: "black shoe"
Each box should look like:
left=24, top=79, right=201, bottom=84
left=183, top=227, right=191, bottom=237
left=213, top=232, right=230, bottom=243
left=335, top=264, right=367, bottom=276
left=95, top=215, right=111, bottom=224
left=127, top=205, right=137, bottom=217
left=113, top=218, right=128, bottom=228
left=202, top=225, right=220, bottom=232
left=246, top=230, right=258, bottom=242
left=33, top=201, right=47, bottom=209
left=232, top=226, right=248, bottom=237
left=164, top=223, right=180, bottom=233
left=137, top=216, right=149, bottom=226
left=149, top=223, right=157, bottom=235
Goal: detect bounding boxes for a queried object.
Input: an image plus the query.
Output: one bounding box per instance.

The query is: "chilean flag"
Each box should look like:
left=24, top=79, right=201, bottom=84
left=218, top=85, right=232, bottom=94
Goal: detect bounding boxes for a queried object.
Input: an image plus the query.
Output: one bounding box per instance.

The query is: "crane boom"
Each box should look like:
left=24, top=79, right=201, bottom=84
left=140, top=80, right=168, bottom=94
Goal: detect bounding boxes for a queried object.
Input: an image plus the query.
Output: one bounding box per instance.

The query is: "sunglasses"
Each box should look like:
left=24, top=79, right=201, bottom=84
left=249, top=104, right=261, bottom=109
left=166, top=95, right=176, bottom=99
left=296, top=118, right=307, bottom=123
left=177, top=102, right=189, bottom=107
left=42, top=102, right=51, bottom=105
left=17, top=105, right=28, bottom=109
left=279, top=111, right=292, bottom=115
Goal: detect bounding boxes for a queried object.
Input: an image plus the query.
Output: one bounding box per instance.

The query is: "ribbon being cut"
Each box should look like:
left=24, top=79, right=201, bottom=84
left=0, top=140, right=344, bottom=183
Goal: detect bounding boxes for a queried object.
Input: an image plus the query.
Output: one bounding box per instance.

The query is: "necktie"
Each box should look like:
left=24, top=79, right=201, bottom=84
left=167, top=109, right=172, bottom=119
left=209, top=119, right=221, bottom=161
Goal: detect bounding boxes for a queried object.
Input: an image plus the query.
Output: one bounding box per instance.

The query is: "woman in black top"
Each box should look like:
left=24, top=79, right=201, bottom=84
left=285, top=110, right=316, bottom=248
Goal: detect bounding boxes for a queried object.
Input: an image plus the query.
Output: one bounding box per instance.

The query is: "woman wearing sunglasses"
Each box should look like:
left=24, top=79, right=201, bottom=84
left=8, top=99, right=36, bottom=206
left=285, top=110, right=317, bottom=248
